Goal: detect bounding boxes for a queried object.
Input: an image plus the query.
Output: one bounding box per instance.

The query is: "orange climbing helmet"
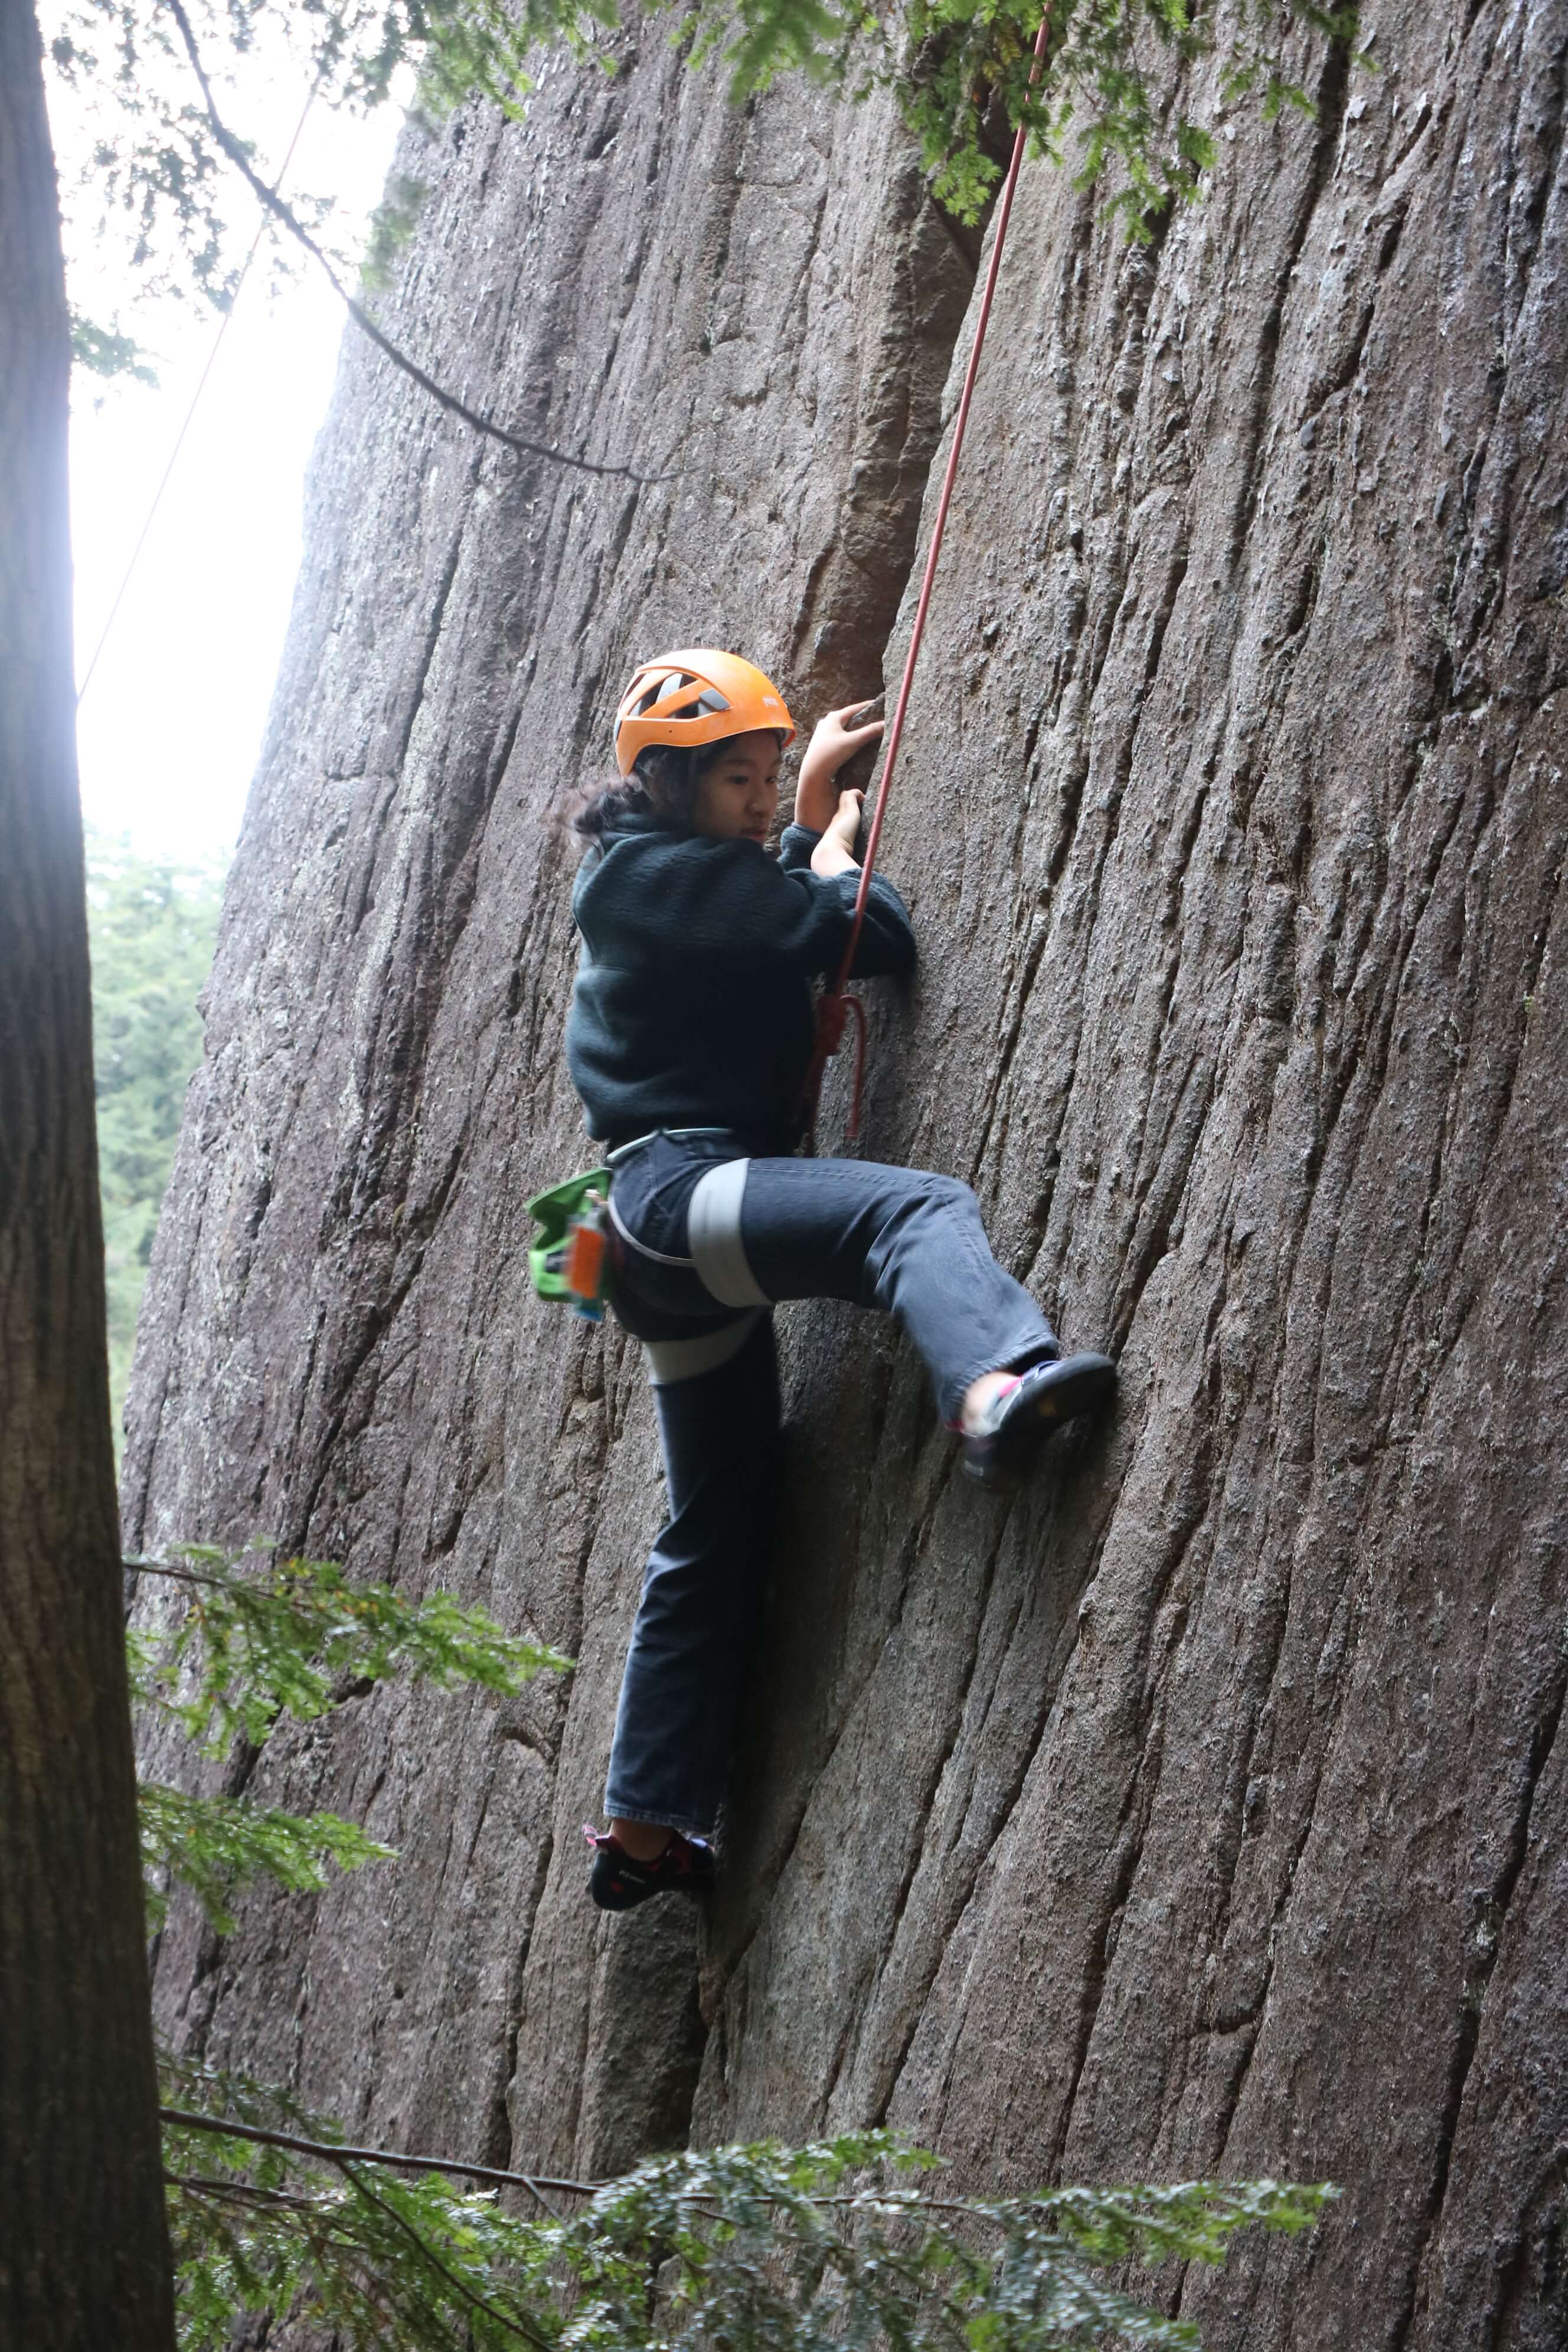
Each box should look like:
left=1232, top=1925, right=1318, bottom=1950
left=613, top=648, right=795, bottom=777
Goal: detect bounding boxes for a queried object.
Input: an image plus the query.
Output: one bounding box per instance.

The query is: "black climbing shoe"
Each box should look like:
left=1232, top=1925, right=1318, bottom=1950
left=961, top=1352, right=1117, bottom=1488
left=584, top=1824, right=716, bottom=1912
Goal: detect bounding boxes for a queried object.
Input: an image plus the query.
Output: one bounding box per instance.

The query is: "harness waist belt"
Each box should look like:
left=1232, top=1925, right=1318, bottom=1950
left=603, top=1126, right=738, bottom=1166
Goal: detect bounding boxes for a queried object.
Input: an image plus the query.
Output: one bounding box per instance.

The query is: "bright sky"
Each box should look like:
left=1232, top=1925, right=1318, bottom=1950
left=54, top=44, right=407, bottom=865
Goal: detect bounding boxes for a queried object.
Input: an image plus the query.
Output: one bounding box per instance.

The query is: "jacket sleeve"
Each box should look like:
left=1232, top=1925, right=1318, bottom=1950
left=778, top=823, right=820, bottom=871
left=580, top=832, right=915, bottom=981
left=776, top=825, right=916, bottom=978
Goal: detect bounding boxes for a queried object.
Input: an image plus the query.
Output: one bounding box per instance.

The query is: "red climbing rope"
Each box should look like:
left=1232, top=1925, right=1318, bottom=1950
left=802, top=8, right=1054, bottom=1142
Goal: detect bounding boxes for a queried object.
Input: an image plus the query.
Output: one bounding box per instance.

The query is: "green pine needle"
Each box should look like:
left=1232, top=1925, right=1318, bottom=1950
left=159, top=2060, right=1340, bottom=2352
left=132, top=1542, right=570, bottom=1931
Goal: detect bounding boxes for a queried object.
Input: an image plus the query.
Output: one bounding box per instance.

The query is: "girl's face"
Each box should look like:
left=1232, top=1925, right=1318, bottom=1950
left=691, top=730, right=781, bottom=845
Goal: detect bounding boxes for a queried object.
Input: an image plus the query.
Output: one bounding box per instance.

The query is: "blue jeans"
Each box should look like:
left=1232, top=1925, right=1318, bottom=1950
left=601, top=1130, right=1057, bottom=1837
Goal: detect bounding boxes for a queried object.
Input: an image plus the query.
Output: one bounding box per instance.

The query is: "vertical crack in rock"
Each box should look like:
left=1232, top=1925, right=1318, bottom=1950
left=1391, top=1660, right=1567, bottom=2348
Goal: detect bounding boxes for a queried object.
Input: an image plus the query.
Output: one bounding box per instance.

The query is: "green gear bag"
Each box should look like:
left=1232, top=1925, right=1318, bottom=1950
left=527, top=1166, right=613, bottom=1318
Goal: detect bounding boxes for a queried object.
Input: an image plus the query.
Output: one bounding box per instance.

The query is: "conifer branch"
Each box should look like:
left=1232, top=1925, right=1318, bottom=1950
left=165, top=2170, right=328, bottom=2213
left=159, top=0, right=677, bottom=486
left=341, top=2162, right=558, bottom=2351
left=130, top=1558, right=234, bottom=1590
left=160, top=2105, right=595, bottom=2207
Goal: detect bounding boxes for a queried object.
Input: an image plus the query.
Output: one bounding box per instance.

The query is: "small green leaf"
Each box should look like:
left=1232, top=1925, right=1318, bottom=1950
left=70, top=309, right=158, bottom=383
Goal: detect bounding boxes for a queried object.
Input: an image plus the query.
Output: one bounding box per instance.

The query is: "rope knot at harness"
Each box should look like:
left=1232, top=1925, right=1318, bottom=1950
left=808, top=987, right=870, bottom=1141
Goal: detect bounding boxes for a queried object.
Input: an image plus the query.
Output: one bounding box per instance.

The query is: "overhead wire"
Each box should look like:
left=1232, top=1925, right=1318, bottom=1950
left=75, top=80, right=319, bottom=707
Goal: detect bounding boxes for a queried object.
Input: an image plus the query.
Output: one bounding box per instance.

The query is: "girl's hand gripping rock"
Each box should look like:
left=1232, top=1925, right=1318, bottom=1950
left=795, top=701, right=884, bottom=834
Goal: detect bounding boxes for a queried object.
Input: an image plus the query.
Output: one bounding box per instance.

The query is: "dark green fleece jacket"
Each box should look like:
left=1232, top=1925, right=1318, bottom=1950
left=566, top=812, right=916, bottom=1148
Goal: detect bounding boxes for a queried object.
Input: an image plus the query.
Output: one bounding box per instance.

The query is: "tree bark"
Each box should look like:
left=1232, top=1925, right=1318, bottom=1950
left=0, top=0, right=175, bottom=2341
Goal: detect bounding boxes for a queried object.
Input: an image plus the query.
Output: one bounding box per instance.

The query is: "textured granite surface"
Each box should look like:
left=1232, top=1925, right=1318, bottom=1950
left=126, top=5, right=1568, bottom=2340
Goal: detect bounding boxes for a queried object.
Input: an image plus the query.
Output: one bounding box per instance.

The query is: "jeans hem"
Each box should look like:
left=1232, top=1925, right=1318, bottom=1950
left=603, top=1796, right=717, bottom=1840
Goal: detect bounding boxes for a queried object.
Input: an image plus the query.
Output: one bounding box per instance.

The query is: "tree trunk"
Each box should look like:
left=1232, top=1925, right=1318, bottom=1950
left=0, top=1, right=175, bottom=2341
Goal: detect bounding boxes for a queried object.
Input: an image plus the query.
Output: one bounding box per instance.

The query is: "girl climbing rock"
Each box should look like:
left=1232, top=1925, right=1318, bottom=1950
left=561, top=648, right=1115, bottom=1912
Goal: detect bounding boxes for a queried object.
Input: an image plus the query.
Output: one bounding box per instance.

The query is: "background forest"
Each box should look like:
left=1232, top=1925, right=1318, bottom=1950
left=86, top=831, right=224, bottom=1440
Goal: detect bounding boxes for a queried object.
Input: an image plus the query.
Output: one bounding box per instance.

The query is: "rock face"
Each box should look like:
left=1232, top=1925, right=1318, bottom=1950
left=124, top=2, right=1568, bottom=2342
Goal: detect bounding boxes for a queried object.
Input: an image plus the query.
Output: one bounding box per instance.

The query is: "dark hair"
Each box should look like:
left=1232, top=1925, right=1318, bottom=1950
left=558, top=739, right=769, bottom=840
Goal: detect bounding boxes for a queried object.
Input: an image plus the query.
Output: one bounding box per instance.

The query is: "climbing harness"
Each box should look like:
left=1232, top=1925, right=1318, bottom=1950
left=528, top=1128, right=753, bottom=1324
left=802, top=6, right=1055, bottom=1144
left=527, top=1167, right=613, bottom=1319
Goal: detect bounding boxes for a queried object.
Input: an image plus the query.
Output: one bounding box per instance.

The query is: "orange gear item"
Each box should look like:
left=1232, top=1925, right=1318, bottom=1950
left=564, top=1214, right=607, bottom=1305
left=614, top=648, right=795, bottom=777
